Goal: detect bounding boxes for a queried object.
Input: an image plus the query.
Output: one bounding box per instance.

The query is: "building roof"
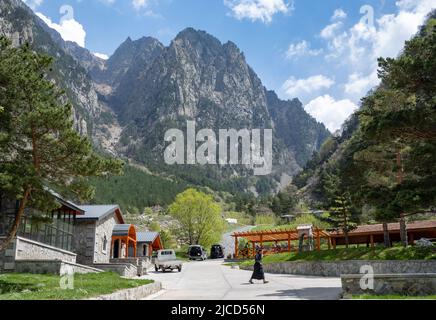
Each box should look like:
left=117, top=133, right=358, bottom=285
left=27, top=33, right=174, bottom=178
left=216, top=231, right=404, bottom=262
left=232, top=228, right=330, bottom=243
left=330, top=220, right=436, bottom=237
left=75, top=205, right=124, bottom=224
left=113, top=224, right=136, bottom=237
left=46, top=189, right=84, bottom=215
left=137, top=231, right=160, bottom=243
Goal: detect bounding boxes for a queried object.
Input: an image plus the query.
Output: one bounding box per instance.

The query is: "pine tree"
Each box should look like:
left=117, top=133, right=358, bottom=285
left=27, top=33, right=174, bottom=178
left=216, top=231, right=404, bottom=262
left=328, top=195, right=357, bottom=249
left=348, top=16, right=436, bottom=247
left=0, top=38, right=123, bottom=251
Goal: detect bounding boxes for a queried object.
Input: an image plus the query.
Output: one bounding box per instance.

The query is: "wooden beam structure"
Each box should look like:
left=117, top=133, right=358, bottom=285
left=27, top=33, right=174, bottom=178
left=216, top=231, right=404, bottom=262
left=231, top=228, right=331, bottom=259
left=111, top=224, right=137, bottom=258
left=329, top=220, right=436, bottom=247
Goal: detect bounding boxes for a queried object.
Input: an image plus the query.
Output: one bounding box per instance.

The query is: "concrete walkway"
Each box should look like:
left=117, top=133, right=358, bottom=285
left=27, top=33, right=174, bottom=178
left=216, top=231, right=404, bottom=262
left=143, top=260, right=342, bottom=300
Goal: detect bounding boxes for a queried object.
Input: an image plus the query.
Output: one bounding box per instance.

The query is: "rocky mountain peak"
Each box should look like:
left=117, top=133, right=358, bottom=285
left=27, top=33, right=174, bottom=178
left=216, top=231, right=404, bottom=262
left=0, top=2, right=332, bottom=193
left=100, top=35, right=164, bottom=87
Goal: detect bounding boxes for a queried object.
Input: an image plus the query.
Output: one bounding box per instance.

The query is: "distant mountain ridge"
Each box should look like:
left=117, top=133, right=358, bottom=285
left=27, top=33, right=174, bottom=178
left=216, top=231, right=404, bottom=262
left=0, top=0, right=331, bottom=195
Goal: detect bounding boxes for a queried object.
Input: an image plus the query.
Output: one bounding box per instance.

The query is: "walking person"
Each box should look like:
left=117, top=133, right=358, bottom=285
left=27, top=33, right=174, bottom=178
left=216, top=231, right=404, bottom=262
left=249, top=248, right=269, bottom=284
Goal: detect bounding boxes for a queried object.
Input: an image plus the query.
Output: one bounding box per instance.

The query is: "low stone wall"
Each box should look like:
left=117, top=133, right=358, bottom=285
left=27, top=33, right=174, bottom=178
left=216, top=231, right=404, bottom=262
left=110, top=258, right=150, bottom=276
left=15, top=237, right=77, bottom=263
left=93, top=263, right=138, bottom=278
left=342, top=273, right=436, bottom=297
left=241, top=260, right=436, bottom=277
left=0, top=238, right=16, bottom=272
left=89, top=281, right=162, bottom=300
left=14, top=260, right=102, bottom=275
left=1, top=237, right=77, bottom=272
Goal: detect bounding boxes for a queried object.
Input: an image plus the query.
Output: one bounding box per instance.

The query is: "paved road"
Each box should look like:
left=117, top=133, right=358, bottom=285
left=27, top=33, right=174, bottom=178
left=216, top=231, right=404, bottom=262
left=144, top=260, right=342, bottom=300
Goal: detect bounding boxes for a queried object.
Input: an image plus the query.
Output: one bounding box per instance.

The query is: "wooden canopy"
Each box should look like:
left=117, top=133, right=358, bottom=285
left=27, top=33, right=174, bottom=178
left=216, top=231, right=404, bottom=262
left=232, top=228, right=331, bottom=259
left=111, top=224, right=137, bottom=258
left=329, top=220, right=436, bottom=247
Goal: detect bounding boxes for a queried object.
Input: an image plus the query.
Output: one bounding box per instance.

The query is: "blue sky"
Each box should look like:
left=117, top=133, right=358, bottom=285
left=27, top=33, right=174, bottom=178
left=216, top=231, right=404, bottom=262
left=23, top=0, right=435, bottom=132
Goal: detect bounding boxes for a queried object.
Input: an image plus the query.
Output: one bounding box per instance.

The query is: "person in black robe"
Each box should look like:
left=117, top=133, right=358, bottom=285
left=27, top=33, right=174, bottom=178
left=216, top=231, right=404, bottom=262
left=249, top=248, right=269, bottom=284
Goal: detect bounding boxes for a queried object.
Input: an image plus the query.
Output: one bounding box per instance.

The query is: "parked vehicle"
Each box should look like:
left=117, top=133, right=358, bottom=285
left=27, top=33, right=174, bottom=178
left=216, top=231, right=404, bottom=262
left=210, top=244, right=225, bottom=259
left=154, top=249, right=183, bottom=272
left=188, top=245, right=208, bottom=261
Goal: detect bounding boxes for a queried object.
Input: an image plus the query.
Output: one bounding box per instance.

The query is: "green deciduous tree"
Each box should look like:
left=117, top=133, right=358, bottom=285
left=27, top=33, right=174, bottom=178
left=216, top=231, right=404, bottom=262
left=0, top=38, right=122, bottom=251
left=169, top=188, right=224, bottom=248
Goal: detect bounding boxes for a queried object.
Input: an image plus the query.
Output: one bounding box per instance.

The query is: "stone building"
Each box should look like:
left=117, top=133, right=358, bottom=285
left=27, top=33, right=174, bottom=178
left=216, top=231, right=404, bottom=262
left=0, top=191, right=156, bottom=277
left=0, top=191, right=100, bottom=274
left=137, top=232, right=164, bottom=258
left=73, top=205, right=125, bottom=265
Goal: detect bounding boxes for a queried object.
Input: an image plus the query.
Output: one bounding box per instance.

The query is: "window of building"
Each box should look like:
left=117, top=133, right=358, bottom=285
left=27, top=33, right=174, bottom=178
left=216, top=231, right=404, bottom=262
left=15, top=209, right=75, bottom=252
left=102, top=235, right=108, bottom=253
left=143, top=244, right=147, bottom=256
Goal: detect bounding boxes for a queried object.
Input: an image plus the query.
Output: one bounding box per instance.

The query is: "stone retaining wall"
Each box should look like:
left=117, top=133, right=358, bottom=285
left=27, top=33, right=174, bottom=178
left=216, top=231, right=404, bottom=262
left=0, top=238, right=16, bottom=272
left=341, top=273, right=436, bottom=297
left=89, top=281, right=162, bottom=300
left=0, top=237, right=77, bottom=272
left=14, top=260, right=102, bottom=275
left=241, top=260, right=436, bottom=277
left=15, top=237, right=77, bottom=263
left=93, top=263, right=138, bottom=278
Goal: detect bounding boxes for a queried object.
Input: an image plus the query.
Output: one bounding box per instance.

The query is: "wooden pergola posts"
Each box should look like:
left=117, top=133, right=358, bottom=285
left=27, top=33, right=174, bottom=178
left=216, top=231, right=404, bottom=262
left=111, top=224, right=137, bottom=259
left=231, top=228, right=331, bottom=259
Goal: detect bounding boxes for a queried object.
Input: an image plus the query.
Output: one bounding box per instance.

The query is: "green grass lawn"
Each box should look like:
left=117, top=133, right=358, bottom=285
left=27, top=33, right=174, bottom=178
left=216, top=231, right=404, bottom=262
left=239, top=246, right=436, bottom=267
left=352, top=294, right=436, bottom=300
left=0, top=272, right=153, bottom=300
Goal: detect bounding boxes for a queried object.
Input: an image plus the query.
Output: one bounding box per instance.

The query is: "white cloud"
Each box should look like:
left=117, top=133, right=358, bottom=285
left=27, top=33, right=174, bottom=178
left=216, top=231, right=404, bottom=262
left=344, top=71, right=379, bottom=98
left=23, top=0, right=43, bottom=10
left=332, top=8, right=347, bottom=21
left=320, top=21, right=343, bottom=39
left=224, top=0, right=292, bottom=24
left=285, top=40, right=322, bottom=59
left=132, top=0, right=149, bottom=10
left=304, top=95, right=358, bottom=132
left=280, top=2, right=434, bottom=132
left=322, top=0, right=435, bottom=99
left=282, top=75, right=334, bottom=98
left=36, top=12, right=86, bottom=48
left=99, top=0, right=116, bottom=5
left=93, top=52, right=109, bottom=60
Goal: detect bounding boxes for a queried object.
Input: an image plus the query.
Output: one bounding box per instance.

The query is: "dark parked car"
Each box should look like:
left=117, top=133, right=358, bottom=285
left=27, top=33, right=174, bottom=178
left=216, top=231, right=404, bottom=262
left=188, top=245, right=208, bottom=261
left=210, top=244, right=224, bottom=259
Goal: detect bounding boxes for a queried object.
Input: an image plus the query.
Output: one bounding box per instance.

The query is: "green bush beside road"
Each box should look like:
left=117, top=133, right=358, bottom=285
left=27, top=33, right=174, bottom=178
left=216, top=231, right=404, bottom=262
left=239, top=246, right=436, bottom=267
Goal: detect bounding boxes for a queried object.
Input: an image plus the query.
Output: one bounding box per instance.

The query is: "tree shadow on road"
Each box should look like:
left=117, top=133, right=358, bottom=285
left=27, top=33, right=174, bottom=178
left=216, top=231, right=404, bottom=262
left=258, top=287, right=342, bottom=300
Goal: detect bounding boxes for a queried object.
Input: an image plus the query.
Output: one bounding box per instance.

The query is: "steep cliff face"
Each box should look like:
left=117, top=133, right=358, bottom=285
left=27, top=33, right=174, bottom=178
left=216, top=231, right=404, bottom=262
left=0, top=0, right=103, bottom=137
left=109, top=29, right=270, bottom=127
left=266, top=90, right=330, bottom=166
left=0, top=1, right=331, bottom=194
left=102, top=36, right=165, bottom=88
left=0, top=0, right=128, bottom=158
left=101, top=28, right=327, bottom=183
